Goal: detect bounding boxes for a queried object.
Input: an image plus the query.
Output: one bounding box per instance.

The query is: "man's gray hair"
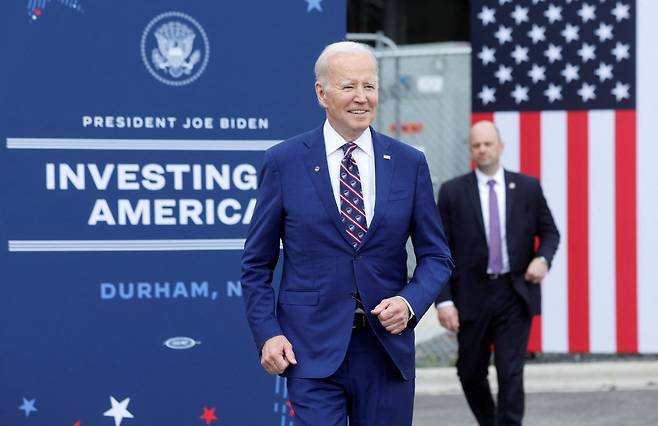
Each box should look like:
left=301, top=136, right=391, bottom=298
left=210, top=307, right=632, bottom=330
left=314, top=41, right=378, bottom=88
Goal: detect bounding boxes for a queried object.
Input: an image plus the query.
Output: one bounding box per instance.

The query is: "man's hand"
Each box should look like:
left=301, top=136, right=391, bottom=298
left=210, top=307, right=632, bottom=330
left=260, top=335, right=297, bottom=375
left=437, top=305, right=460, bottom=333
left=371, top=297, right=410, bottom=334
left=524, top=257, right=549, bottom=284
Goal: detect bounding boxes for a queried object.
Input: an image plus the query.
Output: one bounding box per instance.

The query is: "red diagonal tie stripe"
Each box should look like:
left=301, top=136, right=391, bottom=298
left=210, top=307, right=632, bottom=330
left=340, top=194, right=366, bottom=217
left=341, top=210, right=368, bottom=233
left=340, top=177, right=364, bottom=200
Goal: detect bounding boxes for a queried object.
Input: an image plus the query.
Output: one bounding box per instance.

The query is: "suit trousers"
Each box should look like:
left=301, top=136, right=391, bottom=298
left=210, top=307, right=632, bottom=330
left=456, top=275, right=531, bottom=426
left=286, top=324, right=414, bottom=426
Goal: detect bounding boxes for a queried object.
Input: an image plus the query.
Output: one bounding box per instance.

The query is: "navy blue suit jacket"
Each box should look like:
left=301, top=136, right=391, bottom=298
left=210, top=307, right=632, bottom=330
left=436, top=170, right=560, bottom=320
left=241, top=126, right=453, bottom=380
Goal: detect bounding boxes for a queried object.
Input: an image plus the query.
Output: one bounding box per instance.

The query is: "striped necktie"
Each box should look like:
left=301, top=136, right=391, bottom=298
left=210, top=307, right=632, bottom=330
left=339, top=143, right=368, bottom=248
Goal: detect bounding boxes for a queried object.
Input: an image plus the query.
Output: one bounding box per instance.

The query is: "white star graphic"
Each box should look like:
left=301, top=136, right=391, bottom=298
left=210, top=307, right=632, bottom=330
left=528, top=64, right=546, bottom=83
left=494, top=25, right=513, bottom=45
left=544, top=44, right=563, bottom=63
left=495, top=64, right=513, bottom=84
left=305, top=0, right=322, bottom=12
left=561, top=63, right=580, bottom=83
left=577, top=82, right=597, bottom=102
left=528, top=25, right=546, bottom=44
left=611, top=42, right=630, bottom=62
left=595, top=62, right=614, bottom=82
left=577, top=43, right=597, bottom=62
left=511, top=5, right=529, bottom=25
left=478, top=86, right=496, bottom=105
left=594, top=22, right=614, bottom=42
left=578, top=3, right=597, bottom=23
left=478, top=46, right=496, bottom=65
left=611, top=81, right=630, bottom=101
left=103, top=397, right=134, bottom=426
left=561, top=23, right=580, bottom=43
left=511, top=85, right=529, bottom=104
left=544, top=4, right=563, bottom=23
left=478, top=6, right=496, bottom=26
left=544, top=83, right=563, bottom=102
left=611, top=2, right=630, bottom=22
left=510, top=45, right=529, bottom=64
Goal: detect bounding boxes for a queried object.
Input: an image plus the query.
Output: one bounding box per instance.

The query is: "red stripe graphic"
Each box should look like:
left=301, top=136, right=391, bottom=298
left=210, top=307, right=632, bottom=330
left=519, top=112, right=542, bottom=352
left=341, top=210, right=368, bottom=233
left=615, top=110, right=638, bottom=353
left=339, top=194, right=366, bottom=217
left=340, top=178, right=364, bottom=200
left=346, top=228, right=362, bottom=244
left=341, top=163, right=362, bottom=184
left=472, top=112, right=494, bottom=124
left=344, top=144, right=358, bottom=156
left=567, top=111, right=590, bottom=352
left=520, top=112, right=541, bottom=178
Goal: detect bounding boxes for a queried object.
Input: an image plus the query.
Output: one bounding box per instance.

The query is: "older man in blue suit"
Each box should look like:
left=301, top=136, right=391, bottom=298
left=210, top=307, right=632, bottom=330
left=241, top=41, right=453, bottom=426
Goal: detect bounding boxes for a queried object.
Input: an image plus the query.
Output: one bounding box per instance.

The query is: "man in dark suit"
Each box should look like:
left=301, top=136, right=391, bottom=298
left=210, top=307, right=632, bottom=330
left=241, top=41, right=453, bottom=426
left=436, top=120, right=559, bottom=426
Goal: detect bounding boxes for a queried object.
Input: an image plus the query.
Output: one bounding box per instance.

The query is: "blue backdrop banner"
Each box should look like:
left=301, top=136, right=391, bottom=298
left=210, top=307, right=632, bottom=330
left=0, top=1, right=345, bottom=424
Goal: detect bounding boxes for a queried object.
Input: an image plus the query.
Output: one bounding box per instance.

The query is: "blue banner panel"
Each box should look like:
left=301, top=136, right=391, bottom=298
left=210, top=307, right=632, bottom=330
left=0, top=1, right=345, bottom=424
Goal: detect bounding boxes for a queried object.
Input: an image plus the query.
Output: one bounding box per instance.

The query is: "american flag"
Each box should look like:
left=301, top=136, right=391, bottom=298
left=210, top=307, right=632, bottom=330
left=471, top=0, right=658, bottom=353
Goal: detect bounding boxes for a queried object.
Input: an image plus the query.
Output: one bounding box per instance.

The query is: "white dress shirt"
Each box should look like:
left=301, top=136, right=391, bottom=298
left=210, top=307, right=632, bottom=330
left=475, top=166, right=510, bottom=274
left=323, top=120, right=414, bottom=320
left=323, top=120, right=375, bottom=225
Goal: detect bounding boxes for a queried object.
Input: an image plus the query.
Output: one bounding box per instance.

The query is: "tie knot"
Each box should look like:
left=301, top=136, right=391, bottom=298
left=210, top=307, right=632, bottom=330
left=342, top=142, right=358, bottom=157
left=487, top=179, right=496, bottom=188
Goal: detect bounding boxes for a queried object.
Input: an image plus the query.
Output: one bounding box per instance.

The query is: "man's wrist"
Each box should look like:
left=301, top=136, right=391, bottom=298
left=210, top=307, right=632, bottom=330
left=436, top=300, right=454, bottom=309
left=393, top=296, right=415, bottom=321
left=536, top=256, right=549, bottom=266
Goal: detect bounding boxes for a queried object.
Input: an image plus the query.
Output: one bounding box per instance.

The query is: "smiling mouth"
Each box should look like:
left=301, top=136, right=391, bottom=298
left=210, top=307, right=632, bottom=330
left=349, top=110, right=368, bottom=115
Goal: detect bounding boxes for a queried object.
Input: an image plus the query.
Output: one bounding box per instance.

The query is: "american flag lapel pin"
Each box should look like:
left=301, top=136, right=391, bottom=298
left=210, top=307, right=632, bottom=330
left=509, top=182, right=516, bottom=190
left=383, top=154, right=391, bottom=160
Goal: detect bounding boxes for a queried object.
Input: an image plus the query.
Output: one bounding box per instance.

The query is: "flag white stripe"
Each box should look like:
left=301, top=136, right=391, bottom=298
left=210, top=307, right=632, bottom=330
left=588, top=110, right=617, bottom=353
left=8, top=239, right=246, bottom=251
left=493, top=112, right=520, bottom=173
left=6, top=138, right=281, bottom=151
left=540, top=111, right=569, bottom=353
left=637, top=0, right=658, bottom=352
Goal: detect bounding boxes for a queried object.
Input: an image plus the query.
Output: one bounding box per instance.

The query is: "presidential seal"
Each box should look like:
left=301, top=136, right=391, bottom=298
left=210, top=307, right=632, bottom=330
left=141, top=11, right=210, bottom=86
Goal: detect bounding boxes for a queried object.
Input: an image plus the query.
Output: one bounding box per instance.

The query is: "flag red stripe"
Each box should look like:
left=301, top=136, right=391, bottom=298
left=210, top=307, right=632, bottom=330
left=472, top=112, right=494, bottom=124
left=615, top=110, right=638, bottom=353
left=568, top=111, right=590, bottom=352
left=519, top=112, right=542, bottom=352
left=520, top=112, right=541, bottom=178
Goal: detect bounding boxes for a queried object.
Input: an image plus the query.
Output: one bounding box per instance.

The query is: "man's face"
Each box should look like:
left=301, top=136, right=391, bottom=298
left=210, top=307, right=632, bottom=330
left=315, top=53, right=378, bottom=142
left=469, top=122, right=504, bottom=171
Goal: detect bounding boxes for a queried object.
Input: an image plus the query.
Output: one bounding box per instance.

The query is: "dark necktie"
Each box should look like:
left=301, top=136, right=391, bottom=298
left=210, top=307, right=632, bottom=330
left=487, top=179, right=503, bottom=273
left=340, top=143, right=368, bottom=249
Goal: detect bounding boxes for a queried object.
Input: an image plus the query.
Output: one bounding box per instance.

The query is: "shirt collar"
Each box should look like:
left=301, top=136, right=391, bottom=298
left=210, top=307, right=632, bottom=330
left=475, top=166, right=505, bottom=188
left=323, top=119, right=373, bottom=158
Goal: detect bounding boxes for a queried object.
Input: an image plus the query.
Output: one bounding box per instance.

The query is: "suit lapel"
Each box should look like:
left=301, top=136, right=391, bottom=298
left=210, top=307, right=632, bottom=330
left=504, top=169, right=516, bottom=238
left=301, top=127, right=355, bottom=247
left=357, top=129, right=392, bottom=250
left=467, top=172, right=486, bottom=238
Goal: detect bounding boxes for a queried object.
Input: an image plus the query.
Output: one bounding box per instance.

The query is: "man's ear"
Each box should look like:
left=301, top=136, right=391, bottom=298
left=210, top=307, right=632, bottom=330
left=315, top=82, right=327, bottom=107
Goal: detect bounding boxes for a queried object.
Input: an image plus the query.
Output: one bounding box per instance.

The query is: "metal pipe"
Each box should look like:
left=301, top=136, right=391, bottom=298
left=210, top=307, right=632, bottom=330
left=346, top=32, right=398, bottom=50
